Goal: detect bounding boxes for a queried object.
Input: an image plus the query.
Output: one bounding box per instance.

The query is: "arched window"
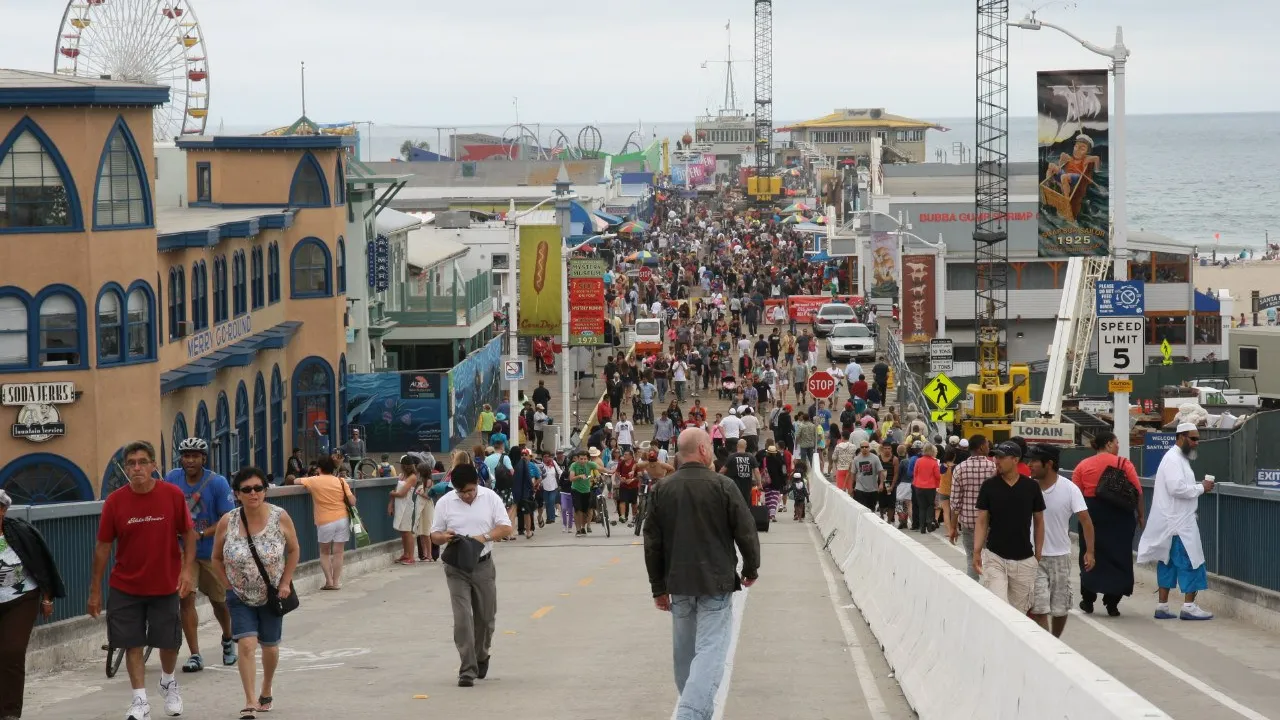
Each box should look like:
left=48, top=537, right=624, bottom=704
left=233, top=250, right=247, bottom=316
left=35, top=287, right=85, bottom=368
left=96, top=285, right=123, bottom=364
left=288, top=151, right=330, bottom=207
left=290, top=238, right=331, bottom=298
left=267, top=242, right=281, bottom=304
left=0, top=117, right=83, bottom=232
left=254, top=373, right=267, bottom=470
left=335, top=156, right=346, bottom=206
left=195, top=400, right=211, bottom=450
left=214, top=392, right=230, bottom=476
left=235, top=381, right=250, bottom=473
left=0, top=453, right=93, bottom=505
left=191, top=261, right=208, bottom=330
left=251, top=246, right=264, bottom=309
left=0, top=290, right=29, bottom=369
left=213, top=255, right=227, bottom=323
left=171, top=412, right=188, bottom=474
left=336, top=236, right=347, bottom=294
left=93, top=117, right=151, bottom=229
left=125, top=283, right=153, bottom=361
left=270, top=365, right=284, bottom=477
left=292, top=357, right=334, bottom=462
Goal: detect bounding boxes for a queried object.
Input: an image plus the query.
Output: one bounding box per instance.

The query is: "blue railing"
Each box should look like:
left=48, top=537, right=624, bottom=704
left=8, top=477, right=400, bottom=625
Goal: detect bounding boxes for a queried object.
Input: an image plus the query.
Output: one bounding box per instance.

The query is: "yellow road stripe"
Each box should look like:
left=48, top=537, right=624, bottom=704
left=610, top=557, right=621, bottom=564
left=578, top=577, right=594, bottom=587
left=531, top=605, right=554, bottom=619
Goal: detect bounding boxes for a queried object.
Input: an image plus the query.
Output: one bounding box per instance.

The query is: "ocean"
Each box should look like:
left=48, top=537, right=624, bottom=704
left=226, top=112, right=1279, bottom=250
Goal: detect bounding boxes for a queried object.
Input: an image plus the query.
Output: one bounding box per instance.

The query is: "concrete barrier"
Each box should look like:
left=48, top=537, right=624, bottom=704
left=807, top=459, right=1170, bottom=720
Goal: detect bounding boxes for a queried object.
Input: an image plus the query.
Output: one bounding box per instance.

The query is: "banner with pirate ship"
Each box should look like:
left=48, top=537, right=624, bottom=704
left=1036, top=69, right=1110, bottom=257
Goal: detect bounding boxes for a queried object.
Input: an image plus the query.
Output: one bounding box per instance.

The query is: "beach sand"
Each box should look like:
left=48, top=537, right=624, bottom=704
left=1194, top=261, right=1280, bottom=304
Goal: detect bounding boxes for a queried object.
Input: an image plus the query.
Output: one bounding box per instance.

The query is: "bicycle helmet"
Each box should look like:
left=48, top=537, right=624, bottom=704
left=177, top=437, right=209, bottom=454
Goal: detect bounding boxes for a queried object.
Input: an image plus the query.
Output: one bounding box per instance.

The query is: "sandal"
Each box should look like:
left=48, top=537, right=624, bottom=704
left=257, top=695, right=273, bottom=712
left=239, top=708, right=257, bottom=719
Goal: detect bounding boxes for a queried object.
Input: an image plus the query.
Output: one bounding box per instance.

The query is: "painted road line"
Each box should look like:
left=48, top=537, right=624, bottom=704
left=924, top=530, right=1273, bottom=720
left=578, top=577, right=594, bottom=587
left=610, top=557, right=621, bottom=564
left=808, top=522, right=892, bottom=720
left=531, top=605, right=555, bottom=620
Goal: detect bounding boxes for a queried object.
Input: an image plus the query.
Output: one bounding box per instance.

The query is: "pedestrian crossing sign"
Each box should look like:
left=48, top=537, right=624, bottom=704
left=923, top=373, right=960, bottom=410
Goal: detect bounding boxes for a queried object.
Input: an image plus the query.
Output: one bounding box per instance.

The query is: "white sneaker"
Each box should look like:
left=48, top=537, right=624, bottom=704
left=159, top=677, right=183, bottom=716
left=125, top=697, right=151, bottom=720
left=1180, top=603, right=1214, bottom=621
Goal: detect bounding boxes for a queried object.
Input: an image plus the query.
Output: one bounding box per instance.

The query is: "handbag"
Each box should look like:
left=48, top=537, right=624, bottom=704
left=342, top=480, right=371, bottom=548
left=1095, top=457, right=1140, bottom=512
left=239, top=508, right=299, bottom=617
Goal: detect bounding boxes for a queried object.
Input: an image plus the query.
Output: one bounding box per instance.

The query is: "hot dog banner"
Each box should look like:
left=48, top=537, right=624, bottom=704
left=518, top=225, right=563, bottom=337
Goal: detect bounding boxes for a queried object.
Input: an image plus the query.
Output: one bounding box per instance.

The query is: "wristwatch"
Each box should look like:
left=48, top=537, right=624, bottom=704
left=482, top=533, right=491, bottom=542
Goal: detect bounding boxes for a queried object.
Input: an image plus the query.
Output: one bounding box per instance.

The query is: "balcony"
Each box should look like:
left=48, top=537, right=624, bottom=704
left=387, top=270, right=495, bottom=329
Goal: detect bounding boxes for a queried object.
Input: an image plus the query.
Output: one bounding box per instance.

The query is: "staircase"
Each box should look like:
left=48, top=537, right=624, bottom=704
left=1061, top=408, right=1114, bottom=438
left=793, top=139, right=835, bottom=171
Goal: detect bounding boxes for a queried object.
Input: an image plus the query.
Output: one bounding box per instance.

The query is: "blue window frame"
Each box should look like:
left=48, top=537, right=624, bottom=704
left=288, top=151, right=330, bottom=207
left=232, top=250, right=247, bottom=316
left=194, top=400, right=211, bottom=449
left=93, top=116, right=152, bottom=229
left=167, top=267, right=179, bottom=338
left=196, top=162, right=212, bottom=203
left=35, top=285, right=86, bottom=370
left=191, top=261, right=208, bottom=330
left=335, top=156, right=346, bottom=206
left=292, top=356, right=334, bottom=462
left=253, top=373, right=267, bottom=471
left=0, top=117, right=84, bottom=233
left=214, top=392, right=230, bottom=477
left=0, top=290, right=29, bottom=370
left=95, top=280, right=156, bottom=366
left=267, top=242, right=281, bottom=304
left=212, top=256, right=226, bottom=323
left=251, top=246, right=264, bottom=309
left=270, top=365, right=284, bottom=477
left=336, top=236, right=347, bottom=294
left=171, top=412, right=188, bottom=474
left=290, top=237, right=332, bottom=298
left=155, top=271, right=163, bottom=348
left=235, top=381, right=250, bottom=473
left=0, top=453, right=94, bottom=505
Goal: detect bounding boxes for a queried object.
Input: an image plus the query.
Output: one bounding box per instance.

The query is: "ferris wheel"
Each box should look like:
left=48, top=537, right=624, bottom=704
left=54, top=0, right=210, bottom=142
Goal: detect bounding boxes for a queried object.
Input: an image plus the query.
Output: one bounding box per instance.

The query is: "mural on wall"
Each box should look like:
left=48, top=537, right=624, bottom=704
left=900, top=254, right=937, bottom=343
left=449, top=336, right=503, bottom=449
left=345, top=372, right=448, bottom=454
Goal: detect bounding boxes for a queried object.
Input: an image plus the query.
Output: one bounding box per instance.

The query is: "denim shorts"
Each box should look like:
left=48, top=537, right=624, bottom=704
left=226, top=591, right=284, bottom=645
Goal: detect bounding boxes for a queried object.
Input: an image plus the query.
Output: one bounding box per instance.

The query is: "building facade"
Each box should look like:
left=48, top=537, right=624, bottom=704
left=779, top=108, right=941, bottom=165
left=0, top=70, right=352, bottom=504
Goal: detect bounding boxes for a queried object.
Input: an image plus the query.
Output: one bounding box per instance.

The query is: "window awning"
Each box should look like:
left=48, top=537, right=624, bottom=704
left=1194, top=290, right=1221, bottom=313
left=161, top=321, right=303, bottom=395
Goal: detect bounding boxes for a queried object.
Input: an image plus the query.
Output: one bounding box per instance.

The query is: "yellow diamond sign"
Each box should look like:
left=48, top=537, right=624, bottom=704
left=923, top=373, right=960, bottom=410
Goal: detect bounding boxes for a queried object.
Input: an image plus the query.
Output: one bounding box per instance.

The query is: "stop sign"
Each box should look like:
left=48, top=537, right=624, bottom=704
left=638, top=266, right=652, bottom=283
left=807, top=370, right=837, bottom=399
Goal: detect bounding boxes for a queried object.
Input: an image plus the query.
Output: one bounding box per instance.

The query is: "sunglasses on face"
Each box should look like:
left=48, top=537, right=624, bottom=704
left=238, top=485, right=266, bottom=494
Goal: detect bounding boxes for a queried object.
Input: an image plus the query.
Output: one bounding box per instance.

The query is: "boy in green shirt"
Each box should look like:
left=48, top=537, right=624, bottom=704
left=569, top=450, right=595, bottom=537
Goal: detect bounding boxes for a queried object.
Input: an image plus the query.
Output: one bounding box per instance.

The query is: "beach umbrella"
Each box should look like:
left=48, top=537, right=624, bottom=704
left=625, top=250, right=657, bottom=263
left=619, top=220, right=648, bottom=234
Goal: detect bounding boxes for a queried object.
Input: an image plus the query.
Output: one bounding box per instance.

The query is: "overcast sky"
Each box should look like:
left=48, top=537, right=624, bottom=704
left=3, top=0, right=1275, bottom=125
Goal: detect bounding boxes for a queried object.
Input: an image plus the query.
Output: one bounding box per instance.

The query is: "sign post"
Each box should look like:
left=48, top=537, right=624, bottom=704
left=1096, top=281, right=1145, bottom=460
left=806, top=370, right=837, bottom=400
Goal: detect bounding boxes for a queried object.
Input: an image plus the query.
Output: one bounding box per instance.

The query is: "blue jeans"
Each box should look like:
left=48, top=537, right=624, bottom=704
left=671, top=593, right=735, bottom=720
left=543, top=489, right=559, bottom=523
left=656, top=377, right=669, bottom=402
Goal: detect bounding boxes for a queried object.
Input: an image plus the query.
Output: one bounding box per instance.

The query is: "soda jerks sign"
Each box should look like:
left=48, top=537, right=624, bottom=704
left=3, top=382, right=76, bottom=443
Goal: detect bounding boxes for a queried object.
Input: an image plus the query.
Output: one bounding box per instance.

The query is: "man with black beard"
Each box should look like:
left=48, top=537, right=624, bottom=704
left=1137, top=422, right=1216, bottom=620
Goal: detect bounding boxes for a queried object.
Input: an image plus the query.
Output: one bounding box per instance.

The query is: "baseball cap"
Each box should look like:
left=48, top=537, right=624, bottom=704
left=1027, top=443, right=1061, bottom=465
left=605, top=421, right=613, bottom=430
left=992, top=441, right=1023, bottom=458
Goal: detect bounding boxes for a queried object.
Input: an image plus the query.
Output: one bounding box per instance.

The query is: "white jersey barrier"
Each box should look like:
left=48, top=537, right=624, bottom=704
left=807, top=458, right=1169, bottom=720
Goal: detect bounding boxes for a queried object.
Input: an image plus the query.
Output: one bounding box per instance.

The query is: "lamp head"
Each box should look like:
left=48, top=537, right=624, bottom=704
left=1009, top=14, right=1042, bottom=30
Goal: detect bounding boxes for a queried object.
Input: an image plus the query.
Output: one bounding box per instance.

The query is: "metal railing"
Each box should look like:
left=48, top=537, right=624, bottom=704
left=885, top=328, right=942, bottom=439
left=9, top=477, right=400, bottom=626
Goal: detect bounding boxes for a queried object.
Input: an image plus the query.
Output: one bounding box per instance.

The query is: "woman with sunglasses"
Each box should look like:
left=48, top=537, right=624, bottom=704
left=212, top=467, right=301, bottom=719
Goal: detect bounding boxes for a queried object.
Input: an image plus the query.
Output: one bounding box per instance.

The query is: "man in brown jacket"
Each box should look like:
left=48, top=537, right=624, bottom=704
left=644, top=427, right=761, bottom=720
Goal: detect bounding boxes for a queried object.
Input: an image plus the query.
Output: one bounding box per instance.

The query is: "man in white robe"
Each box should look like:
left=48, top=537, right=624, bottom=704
left=1136, top=422, right=1215, bottom=620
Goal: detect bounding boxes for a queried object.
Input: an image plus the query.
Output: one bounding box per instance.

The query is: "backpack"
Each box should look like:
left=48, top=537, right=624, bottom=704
left=494, top=459, right=514, bottom=490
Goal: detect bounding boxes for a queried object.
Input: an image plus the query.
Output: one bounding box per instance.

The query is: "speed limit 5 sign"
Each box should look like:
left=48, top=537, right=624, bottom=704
left=1098, top=317, right=1146, bottom=375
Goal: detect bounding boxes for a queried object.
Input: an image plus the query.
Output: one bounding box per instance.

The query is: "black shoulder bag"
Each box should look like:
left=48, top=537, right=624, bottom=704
left=1095, top=456, right=1140, bottom=512
left=240, top=507, right=299, bottom=617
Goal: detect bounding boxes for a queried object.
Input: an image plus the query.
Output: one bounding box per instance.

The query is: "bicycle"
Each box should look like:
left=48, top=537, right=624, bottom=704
left=355, top=457, right=379, bottom=479
left=633, top=475, right=651, bottom=537
left=592, top=479, right=611, bottom=538
left=103, top=641, right=153, bottom=679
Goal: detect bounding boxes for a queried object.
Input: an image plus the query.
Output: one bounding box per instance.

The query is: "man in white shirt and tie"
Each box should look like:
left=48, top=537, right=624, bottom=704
left=430, top=463, right=514, bottom=686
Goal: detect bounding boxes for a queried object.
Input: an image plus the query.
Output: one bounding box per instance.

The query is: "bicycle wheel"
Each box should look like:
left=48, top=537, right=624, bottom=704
left=357, top=459, right=378, bottom=479
left=633, top=496, right=645, bottom=536
left=106, top=645, right=124, bottom=678
left=143, top=646, right=154, bottom=665
left=600, top=498, right=611, bottom=537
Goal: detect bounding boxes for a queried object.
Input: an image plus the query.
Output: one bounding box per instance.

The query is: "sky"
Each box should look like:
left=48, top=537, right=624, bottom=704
left=2, top=0, right=1277, bottom=127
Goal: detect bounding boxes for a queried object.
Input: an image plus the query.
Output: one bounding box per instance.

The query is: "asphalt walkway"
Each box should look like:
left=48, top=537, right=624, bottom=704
left=24, top=518, right=914, bottom=720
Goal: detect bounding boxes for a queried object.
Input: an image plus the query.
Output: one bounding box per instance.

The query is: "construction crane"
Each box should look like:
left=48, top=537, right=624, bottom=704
left=963, top=0, right=1032, bottom=443
left=747, top=0, right=780, bottom=204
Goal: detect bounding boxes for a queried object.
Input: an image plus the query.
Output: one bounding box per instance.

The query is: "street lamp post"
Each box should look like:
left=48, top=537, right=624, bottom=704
left=1010, top=13, right=1132, bottom=458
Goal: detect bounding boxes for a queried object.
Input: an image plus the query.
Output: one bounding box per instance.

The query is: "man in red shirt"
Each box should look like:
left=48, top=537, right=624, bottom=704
left=89, top=441, right=197, bottom=720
